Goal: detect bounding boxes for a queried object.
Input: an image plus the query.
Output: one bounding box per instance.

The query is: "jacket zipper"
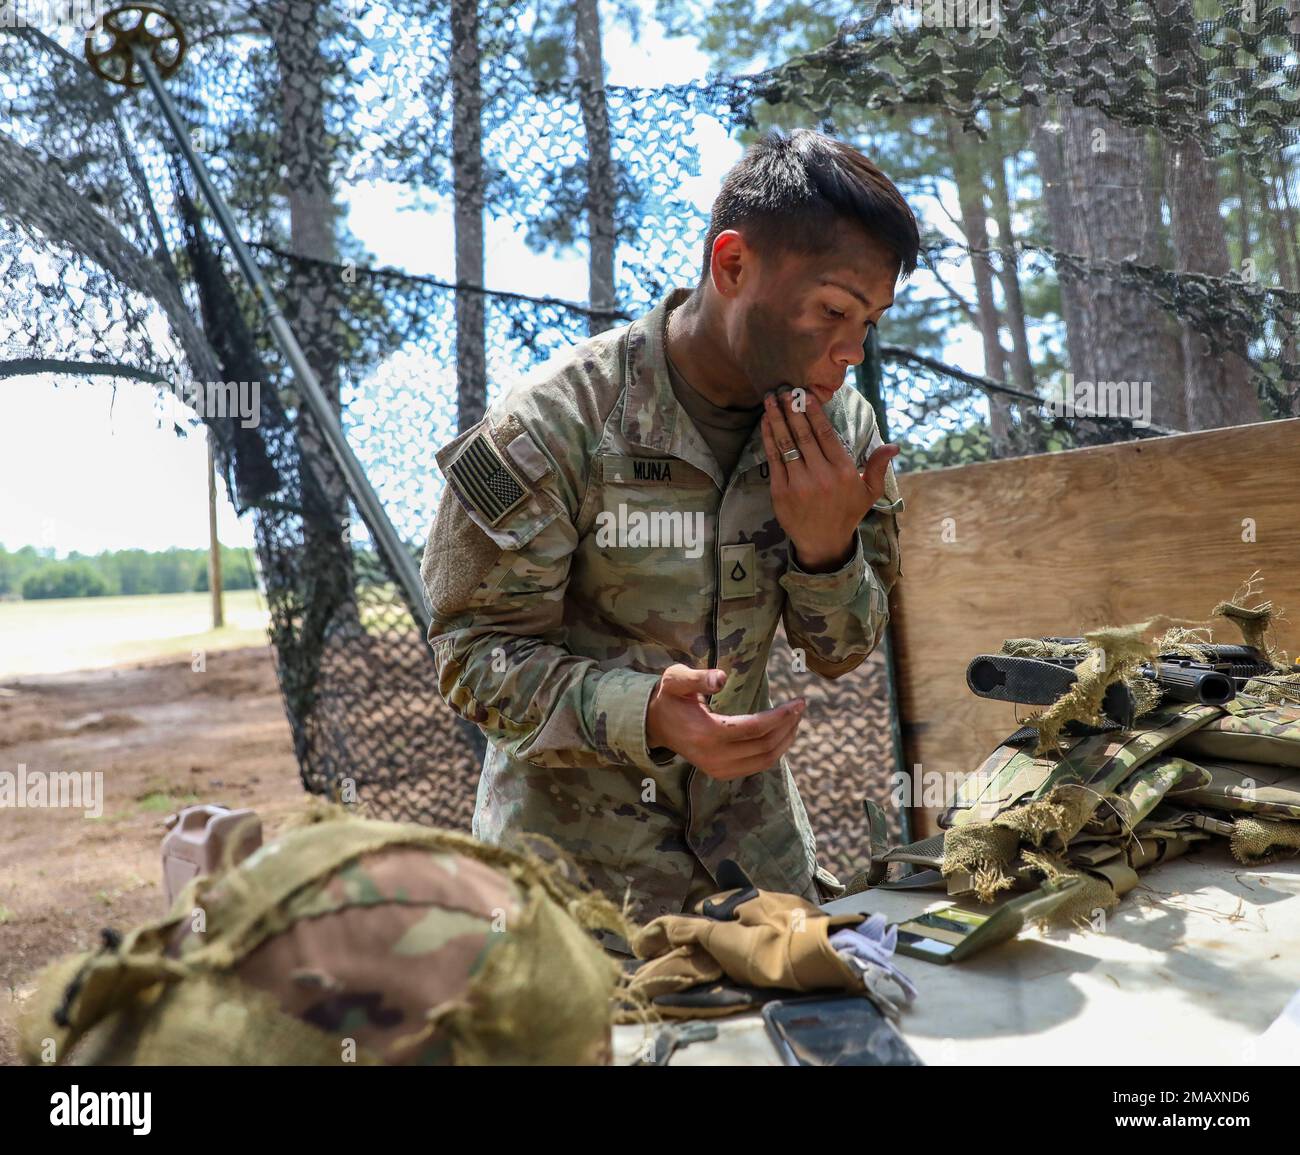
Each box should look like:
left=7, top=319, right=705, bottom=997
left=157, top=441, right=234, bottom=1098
left=685, top=469, right=730, bottom=853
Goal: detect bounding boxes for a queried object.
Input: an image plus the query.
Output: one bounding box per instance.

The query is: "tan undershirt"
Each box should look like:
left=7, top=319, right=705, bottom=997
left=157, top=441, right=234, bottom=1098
left=664, top=321, right=763, bottom=482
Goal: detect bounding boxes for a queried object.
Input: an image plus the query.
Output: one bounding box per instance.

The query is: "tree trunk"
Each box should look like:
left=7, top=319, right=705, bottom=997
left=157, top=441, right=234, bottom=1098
left=945, top=118, right=1011, bottom=453
left=1233, top=154, right=1252, bottom=272
left=988, top=109, right=1034, bottom=394
left=270, top=1, right=342, bottom=401
left=1166, top=138, right=1258, bottom=429
left=451, top=0, right=487, bottom=431
left=1141, top=134, right=1187, bottom=428
left=1054, top=100, right=1182, bottom=430
left=1280, top=163, right=1300, bottom=383
left=574, top=0, right=617, bottom=337
left=1265, top=158, right=1300, bottom=398
left=265, top=1, right=361, bottom=639
left=1276, top=162, right=1300, bottom=291
left=1026, top=98, right=1090, bottom=385
left=1147, top=1, right=1243, bottom=429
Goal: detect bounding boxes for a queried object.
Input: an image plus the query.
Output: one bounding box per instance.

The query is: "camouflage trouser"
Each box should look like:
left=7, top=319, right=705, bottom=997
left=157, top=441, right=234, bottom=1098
left=599, top=856, right=718, bottom=957
left=681, top=855, right=721, bottom=913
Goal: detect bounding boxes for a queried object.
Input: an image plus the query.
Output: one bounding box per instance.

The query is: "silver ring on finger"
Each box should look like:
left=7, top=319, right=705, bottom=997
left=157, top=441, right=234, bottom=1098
left=780, top=446, right=802, bottom=463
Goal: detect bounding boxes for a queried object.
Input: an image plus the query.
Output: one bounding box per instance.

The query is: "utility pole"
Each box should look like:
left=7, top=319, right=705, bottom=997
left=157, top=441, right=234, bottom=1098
left=207, top=429, right=224, bottom=628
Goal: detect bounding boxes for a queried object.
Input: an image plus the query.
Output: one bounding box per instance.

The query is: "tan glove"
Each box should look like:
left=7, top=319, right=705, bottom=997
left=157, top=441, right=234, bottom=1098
left=620, top=861, right=867, bottom=1020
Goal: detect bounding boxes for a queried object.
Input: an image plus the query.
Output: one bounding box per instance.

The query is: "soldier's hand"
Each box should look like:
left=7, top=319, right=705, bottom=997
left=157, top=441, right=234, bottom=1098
left=760, top=390, right=900, bottom=572
left=645, top=664, right=806, bottom=780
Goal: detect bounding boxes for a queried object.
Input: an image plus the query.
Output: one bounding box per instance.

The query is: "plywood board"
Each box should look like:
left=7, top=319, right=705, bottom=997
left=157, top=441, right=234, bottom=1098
left=890, top=418, right=1300, bottom=837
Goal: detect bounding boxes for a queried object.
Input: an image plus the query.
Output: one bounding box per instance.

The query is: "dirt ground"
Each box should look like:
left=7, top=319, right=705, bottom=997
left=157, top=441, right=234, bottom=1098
left=0, top=645, right=304, bottom=1066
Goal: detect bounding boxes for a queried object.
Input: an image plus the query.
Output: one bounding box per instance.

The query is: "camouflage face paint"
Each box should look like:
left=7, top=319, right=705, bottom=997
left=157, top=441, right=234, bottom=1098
left=735, top=295, right=829, bottom=405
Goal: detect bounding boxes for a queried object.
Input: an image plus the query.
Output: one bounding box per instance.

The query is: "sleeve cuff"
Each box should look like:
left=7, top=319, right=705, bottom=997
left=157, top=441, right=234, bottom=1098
left=780, top=533, right=870, bottom=611
left=591, top=666, right=670, bottom=771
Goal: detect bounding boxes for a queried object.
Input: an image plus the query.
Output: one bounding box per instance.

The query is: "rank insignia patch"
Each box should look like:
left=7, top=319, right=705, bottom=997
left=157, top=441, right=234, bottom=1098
left=446, top=429, right=529, bottom=525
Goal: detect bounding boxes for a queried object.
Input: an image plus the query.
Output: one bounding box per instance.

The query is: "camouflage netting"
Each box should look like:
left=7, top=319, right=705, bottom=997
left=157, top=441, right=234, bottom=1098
left=2, top=2, right=1299, bottom=878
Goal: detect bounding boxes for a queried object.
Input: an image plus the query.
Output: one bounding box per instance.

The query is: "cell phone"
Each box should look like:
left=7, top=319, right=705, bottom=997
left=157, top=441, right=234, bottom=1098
left=762, top=994, right=923, bottom=1067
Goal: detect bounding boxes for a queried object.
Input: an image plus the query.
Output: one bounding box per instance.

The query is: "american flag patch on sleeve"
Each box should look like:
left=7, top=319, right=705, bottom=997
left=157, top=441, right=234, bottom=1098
left=445, top=428, right=529, bottom=525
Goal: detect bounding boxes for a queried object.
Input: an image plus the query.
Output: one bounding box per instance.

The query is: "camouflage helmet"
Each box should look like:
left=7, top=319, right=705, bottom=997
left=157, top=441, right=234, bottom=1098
left=21, top=813, right=629, bottom=1066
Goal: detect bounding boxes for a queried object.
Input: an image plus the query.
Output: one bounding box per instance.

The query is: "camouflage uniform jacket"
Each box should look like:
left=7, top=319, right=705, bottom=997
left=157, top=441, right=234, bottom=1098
left=420, top=286, right=904, bottom=922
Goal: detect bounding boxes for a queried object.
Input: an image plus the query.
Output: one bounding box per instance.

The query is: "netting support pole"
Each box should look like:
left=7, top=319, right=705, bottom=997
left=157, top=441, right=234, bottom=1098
left=128, top=43, right=432, bottom=637
left=855, top=328, right=913, bottom=849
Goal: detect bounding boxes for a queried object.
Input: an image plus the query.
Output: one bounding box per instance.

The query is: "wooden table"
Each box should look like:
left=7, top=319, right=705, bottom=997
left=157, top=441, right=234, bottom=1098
left=612, top=846, right=1300, bottom=1065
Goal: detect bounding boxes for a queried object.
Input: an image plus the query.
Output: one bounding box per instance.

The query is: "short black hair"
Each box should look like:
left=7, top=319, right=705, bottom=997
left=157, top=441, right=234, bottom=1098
left=700, top=128, right=919, bottom=285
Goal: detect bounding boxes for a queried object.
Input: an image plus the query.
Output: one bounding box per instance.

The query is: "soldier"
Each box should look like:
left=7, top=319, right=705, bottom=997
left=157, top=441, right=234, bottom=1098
left=420, top=128, right=918, bottom=948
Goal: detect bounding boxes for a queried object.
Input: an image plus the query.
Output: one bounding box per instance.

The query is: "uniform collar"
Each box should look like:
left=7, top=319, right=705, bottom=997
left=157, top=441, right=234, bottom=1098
left=623, top=285, right=855, bottom=486
left=623, top=286, right=724, bottom=486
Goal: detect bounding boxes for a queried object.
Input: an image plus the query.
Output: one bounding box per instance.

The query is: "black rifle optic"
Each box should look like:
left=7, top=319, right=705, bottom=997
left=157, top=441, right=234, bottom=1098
left=966, top=642, right=1274, bottom=728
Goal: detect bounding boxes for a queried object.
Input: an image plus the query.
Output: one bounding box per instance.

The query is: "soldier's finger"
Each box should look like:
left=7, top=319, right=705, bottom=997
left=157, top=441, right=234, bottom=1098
left=770, top=717, right=803, bottom=762
left=660, top=664, right=726, bottom=699
left=712, top=718, right=805, bottom=779
left=708, top=698, right=805, bottom=741
left=762, top=393, right=802, bottom=470
left=744, top=710, right=804, bottom=762
left=858, top=443, right=901, bottom=503
left=760, top=413, right=787, bottom=487
left=780, top=389, right=831, bottom=467
left=721, top=706, right=802, bottom=756
left=804, top=394, right=852, bottom=464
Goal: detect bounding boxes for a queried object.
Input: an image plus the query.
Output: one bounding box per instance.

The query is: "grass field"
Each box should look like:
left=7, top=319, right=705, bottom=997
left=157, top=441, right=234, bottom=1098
left=0, top=589, right=271, bottom=678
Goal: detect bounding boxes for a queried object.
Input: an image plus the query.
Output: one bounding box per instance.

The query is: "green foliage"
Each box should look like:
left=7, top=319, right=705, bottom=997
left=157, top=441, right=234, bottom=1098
left=21, top=561, right=108, bottom=600
left=193, top=546, right=261, bottom=592
left=137, top=792, right=199, bottom=814
left=0, top=544, right=48, bottom=597
left=0, top=544, right=258, bottom=600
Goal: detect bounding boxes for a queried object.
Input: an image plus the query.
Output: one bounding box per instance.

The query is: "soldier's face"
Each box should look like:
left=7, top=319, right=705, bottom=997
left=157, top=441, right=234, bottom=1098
left=729, top=221, right=898, bottom=406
